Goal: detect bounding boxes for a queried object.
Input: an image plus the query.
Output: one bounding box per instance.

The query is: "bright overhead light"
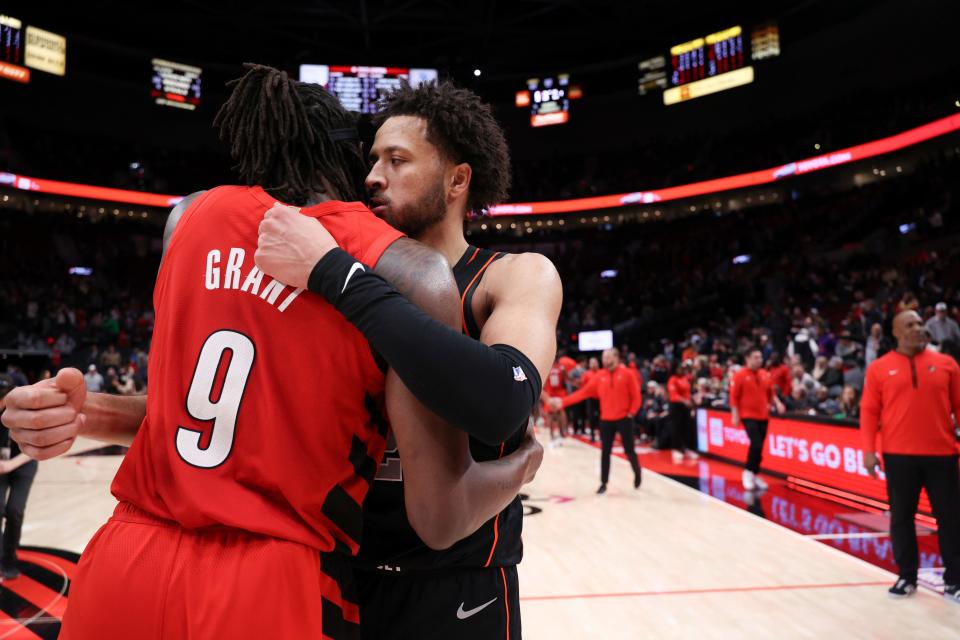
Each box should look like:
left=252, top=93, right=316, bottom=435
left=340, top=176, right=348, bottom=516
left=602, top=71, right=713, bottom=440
left=473, top=68, right=482, bottom=77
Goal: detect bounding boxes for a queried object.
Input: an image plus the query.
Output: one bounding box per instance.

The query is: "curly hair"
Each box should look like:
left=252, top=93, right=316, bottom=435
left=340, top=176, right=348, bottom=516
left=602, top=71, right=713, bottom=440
left=214, top=63, right=368, bottom=206
left=374, top=80, right=511, bottom=214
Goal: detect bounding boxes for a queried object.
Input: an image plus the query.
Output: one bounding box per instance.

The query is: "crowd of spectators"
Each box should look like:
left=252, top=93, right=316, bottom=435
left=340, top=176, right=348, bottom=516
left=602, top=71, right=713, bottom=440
left=2, top=102, right=958, bottom=415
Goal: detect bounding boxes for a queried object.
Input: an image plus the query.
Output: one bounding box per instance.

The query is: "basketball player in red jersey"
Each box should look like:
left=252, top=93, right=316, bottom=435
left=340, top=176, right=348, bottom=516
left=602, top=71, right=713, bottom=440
left=542, top=357, right=571, bottom=444
left=2, top=67, right=544, bottom=639
left=255, top=81, right=562, bottom=640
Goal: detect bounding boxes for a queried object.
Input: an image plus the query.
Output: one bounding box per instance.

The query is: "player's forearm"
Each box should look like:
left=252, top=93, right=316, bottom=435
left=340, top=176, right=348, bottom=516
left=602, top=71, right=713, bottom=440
left=441, top=445, right=534, bottom=546
left=309, top=248, right=542, bottom=445
left=81, top=392, right=146, bottom=446
left=561, top=385, right=593, bottom=409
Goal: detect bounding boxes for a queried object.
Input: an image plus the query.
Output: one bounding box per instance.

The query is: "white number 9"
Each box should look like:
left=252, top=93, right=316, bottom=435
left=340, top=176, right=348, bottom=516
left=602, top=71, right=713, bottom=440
left=176, top=330, right=256, bottom=468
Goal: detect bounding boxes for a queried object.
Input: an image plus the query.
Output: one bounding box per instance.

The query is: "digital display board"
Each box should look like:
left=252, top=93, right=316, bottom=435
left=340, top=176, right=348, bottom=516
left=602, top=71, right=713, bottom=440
left=670, top=25, right=746, bottom=87
left=663, top=26, right=754, bottom=106
left=0, top=14, right=29, bottom=83
left=151, top=58, right=202, bottom=111
left=696, top=409, right=939, bottom=515
left=578, top=330, right=613, bottom=352
left=299, top=65, right=438, bottom=114
left=751, top=22, right=780, bottom=60
left=527, top=74, right=570, bottom=127
left=24, top=25, right=65, bottom=76
left=638, top=56, right=667, bottom=95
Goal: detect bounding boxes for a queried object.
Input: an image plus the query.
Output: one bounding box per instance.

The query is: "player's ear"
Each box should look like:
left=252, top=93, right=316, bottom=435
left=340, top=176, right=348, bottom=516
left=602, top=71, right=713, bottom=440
left=448, top=163, right=471, bottom=200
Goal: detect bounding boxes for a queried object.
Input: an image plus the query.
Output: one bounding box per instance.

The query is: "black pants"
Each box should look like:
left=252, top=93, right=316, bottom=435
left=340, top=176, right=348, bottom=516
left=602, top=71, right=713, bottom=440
left=669, top=402, right=695, bottom=452
left=742, top=419, right=769, bottom=474
left=599, top=419, right=641, bottom=485
left=354, top=565, right=521, bottom=640
left=0, top=459, right=38, bottom=568
left=883, top=453, right=960, bottom=585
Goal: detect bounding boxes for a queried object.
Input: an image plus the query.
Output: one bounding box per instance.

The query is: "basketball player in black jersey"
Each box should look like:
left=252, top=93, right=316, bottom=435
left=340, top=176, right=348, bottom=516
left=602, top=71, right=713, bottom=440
left=342, top=81, right=562, bottom=640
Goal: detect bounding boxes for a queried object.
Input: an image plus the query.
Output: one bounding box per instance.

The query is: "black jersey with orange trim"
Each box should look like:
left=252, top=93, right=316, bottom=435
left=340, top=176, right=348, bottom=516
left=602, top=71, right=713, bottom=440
left=354, top=245, right=526, bottom=571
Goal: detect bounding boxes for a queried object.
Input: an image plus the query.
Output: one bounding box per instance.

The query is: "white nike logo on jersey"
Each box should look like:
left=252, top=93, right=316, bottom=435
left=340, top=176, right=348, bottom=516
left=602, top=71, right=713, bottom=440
left=889, top=369, right=898, bottom=376
left=341, top=262, right=365, bottom=294
left=456, top=597, right=498, bottom=620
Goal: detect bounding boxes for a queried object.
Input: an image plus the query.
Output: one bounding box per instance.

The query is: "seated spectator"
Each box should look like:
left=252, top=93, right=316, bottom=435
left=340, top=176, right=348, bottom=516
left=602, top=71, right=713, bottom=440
left=812, top=356, right=830, bottom=385
left=83, top=364, right=104, bottom=392
left=815, top=387, right=840, bottom=416
left=100, top=343, right=122, bottom=369
left=865, top=323, right=887, bottom=365
left=820, top=357, right=845, bottom=393
left=843, top=359, right=865, bottom=391
left=786, top=386, right=815, bottom=413
left=837, top=385, right=859, bottom=420
left=693, top=378, right=716, bottom=408
left=925, top=302, right=960, bottom=346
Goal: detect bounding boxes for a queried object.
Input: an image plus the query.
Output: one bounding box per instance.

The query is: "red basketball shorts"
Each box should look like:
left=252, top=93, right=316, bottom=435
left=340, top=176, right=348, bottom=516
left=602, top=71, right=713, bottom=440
left=60, top=502, right=359, bottom=640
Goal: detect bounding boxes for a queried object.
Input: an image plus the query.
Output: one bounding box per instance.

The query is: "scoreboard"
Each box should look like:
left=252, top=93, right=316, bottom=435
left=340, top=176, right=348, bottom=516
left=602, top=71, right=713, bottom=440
left=641, top=23, right=779, bottom=105
left=528, top=75, right=570, bottom=127
left=1, top=15, right=65, bottom=82
left=151, top=58, right=202, bottom=111
left=663, top=25, right=754, bottom=106
left=299, top=65, right=438, bottom=114
left=669, top=25, right=746, bottom=87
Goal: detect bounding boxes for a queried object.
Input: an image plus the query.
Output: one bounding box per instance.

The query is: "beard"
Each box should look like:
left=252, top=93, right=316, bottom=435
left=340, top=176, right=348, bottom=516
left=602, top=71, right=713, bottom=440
left=383, top=179, right=447, bottom=238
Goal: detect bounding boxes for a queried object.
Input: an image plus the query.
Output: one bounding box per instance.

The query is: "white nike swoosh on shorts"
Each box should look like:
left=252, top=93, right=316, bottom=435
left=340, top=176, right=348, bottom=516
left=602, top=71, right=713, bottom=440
left=456, top=597, right=498, bottom=620
left=341, top=262, right=366, bottom=294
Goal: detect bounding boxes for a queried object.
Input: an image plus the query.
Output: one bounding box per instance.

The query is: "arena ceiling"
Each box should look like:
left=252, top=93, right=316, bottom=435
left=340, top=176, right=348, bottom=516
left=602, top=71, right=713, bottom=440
left=17, top=0, right=875, bottom=81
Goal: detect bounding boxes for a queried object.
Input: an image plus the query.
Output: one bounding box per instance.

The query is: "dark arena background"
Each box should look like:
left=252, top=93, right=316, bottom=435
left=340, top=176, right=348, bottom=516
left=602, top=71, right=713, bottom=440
left=1, top=1, right=959, bottom=638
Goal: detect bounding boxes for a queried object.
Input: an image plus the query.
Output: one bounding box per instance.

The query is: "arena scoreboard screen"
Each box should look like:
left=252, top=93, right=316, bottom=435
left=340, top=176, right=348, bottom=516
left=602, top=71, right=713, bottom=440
left=1, top=15, right=67, bottom=83
left=525, top=74, right=570, bottom=128
left=298, top=65, right=438, bottom=114
left=151, top=58, right=202, bottom=111
left=663, top=26, right=754, bottom=105
left=0, top=14, right=28, bottom=83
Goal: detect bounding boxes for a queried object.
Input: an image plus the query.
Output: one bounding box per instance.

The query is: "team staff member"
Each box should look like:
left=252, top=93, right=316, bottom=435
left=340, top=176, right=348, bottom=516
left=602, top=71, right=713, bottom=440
left=0, top=375, right=38, bottom=581
left=668, top=361, right=696, bottom=463
left=551, top=348, right=642, bottom=494
left=860, top=310, right=960, bottom=602
left=543, top=357, right=571, bottom=443
left=730, top=348, right=786, bottom=492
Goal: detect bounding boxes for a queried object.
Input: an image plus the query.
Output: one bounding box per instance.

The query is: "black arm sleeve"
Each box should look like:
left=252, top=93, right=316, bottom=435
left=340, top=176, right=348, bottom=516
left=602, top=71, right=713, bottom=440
left=309, top=248, right=542, bottom=445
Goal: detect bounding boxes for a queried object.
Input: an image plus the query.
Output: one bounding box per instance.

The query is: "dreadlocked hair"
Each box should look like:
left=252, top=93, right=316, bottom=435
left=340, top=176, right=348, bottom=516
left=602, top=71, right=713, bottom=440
left=214, top=63, right=367, bottom=206
left=374, top=80, right=511, bottom=215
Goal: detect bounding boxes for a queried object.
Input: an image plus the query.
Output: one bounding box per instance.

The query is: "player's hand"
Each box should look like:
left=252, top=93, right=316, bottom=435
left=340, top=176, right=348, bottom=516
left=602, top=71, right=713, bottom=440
left=255, top=204, right=340, bottom=289
left=1, top=368, right=87, bottom=460
left=0, top=460, right=13, bottom=475
left=775, top=400, right=786, bottom=415
left=520, top=419, right=543, bottom=484
left=547, top=397, right=563, bottom=412
left=864, top=451, right=882, bottom=479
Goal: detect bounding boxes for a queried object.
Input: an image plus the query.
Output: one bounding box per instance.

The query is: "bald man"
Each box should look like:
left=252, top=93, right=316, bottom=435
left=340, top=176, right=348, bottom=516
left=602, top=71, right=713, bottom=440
left=551, top=348, right=642, bottom=494
left=860, top=310, right=960, bottom=602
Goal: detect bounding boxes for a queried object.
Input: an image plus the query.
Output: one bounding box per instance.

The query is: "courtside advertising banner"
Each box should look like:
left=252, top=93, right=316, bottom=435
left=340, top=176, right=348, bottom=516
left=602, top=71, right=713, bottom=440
left=696, top=408, right=936, bottom=514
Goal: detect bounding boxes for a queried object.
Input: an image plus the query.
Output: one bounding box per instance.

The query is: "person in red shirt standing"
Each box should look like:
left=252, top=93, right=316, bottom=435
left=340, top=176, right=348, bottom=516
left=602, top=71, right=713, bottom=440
left=860, top=310, right=960, bottom=602
left=767, top=352, right=793, bottom=399
left=668, top=360, right=696, bottom=463
left=581, top=356, right=601, bottom=441
left=731, top=347, right=786, bottom=491
left=543, top=357, right=571, bottom=444
left=552, top=348, right=642, bottom=494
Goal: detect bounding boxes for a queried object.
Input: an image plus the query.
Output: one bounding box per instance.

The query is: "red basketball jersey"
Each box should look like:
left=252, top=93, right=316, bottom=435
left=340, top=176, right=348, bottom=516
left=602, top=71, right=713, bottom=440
left=111, top=185, right=403, bottom=554
left=545, top=361, right=569, bottom=397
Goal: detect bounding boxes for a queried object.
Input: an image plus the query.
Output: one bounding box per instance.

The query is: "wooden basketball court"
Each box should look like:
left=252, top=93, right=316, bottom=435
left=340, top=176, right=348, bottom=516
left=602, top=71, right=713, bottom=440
left=8, top=434, right=960, bottom=638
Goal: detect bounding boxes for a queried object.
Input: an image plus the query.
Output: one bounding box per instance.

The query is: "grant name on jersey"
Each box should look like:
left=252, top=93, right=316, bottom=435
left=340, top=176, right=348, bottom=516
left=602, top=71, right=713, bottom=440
left=204, top=248, right=303, bottom=313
